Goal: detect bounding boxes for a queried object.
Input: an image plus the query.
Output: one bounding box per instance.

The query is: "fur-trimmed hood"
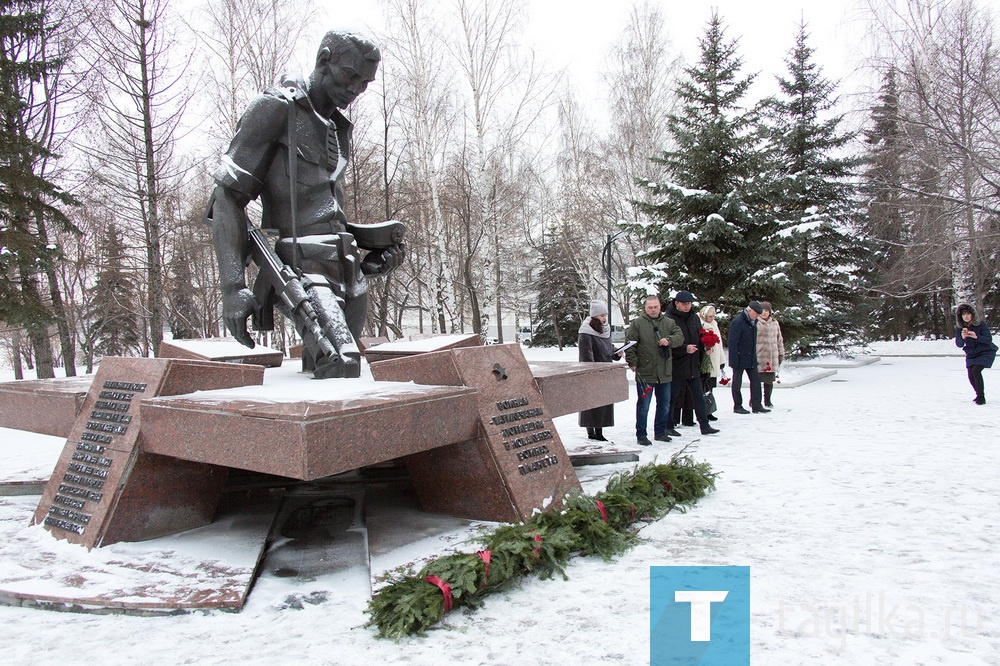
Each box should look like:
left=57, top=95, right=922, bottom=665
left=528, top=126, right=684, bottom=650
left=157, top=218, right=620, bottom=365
left=956, top=303, right=980, bottom=327
left=579, top=318, right=610, bottom=338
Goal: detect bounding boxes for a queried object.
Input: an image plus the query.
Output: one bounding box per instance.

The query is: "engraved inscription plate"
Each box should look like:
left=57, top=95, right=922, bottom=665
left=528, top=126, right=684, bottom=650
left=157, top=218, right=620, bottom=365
left=33, top=360, right=157, bottom=545
left=33, top=356, right=262, bottom=548
left=371, top=344, right=581, bottom=522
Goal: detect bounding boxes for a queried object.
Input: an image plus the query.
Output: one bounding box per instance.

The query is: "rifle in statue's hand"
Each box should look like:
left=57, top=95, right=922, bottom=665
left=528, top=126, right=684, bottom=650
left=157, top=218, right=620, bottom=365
left=248, top=227, right=361, bottom=379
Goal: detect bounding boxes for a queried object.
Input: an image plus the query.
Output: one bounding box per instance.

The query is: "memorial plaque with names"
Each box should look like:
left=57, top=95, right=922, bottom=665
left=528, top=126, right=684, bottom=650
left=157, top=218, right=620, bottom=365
left=33, top=357, right=263, bottom=548
left=370, top=344, right=582, bottom=523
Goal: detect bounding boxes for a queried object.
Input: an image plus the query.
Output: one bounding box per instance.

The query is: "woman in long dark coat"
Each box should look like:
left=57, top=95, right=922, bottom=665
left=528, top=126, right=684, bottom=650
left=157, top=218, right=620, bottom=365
left=955, top=302, right=997, bottom=405
left=578, top=300, right=617, bottom=440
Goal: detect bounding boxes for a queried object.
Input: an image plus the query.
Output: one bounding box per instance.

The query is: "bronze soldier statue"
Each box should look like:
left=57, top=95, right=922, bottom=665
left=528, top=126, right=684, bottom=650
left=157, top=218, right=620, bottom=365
left=205, top=31, right=404, bottom=379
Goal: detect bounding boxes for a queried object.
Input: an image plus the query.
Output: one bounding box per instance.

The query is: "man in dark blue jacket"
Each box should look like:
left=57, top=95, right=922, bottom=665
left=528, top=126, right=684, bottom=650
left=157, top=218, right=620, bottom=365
left=728, top=301, right=769, bottom=414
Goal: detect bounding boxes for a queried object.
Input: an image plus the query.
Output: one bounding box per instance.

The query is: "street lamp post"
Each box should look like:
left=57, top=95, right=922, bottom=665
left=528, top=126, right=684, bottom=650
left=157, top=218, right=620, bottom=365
left=601, top=231, right=625, bottom=330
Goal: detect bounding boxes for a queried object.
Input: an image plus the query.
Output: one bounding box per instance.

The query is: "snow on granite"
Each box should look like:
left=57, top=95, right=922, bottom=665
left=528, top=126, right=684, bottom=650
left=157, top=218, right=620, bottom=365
left=0, top=341, right=996, bottom=664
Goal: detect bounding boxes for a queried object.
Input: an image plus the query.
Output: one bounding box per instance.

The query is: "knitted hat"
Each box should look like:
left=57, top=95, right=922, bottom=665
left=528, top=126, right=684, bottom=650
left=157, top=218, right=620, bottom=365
left=748, top=301, right=764, bottom=314
left=589, top=300, right=609, bottom=317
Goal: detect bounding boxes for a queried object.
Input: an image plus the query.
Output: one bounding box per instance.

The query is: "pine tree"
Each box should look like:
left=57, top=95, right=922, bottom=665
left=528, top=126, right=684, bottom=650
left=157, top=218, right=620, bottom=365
left=763, top=24, right=868, bottom=354
left=0, top=0, right=77, bottom=360
left=86, top=223, right=141, bottom=358
left=860, top=68, right=925, bottom=340
left=167, top=246, right=201, bottom=340
left=630, top=13, right=777, bottom=315
left=531, top=229, right=588, bottom=350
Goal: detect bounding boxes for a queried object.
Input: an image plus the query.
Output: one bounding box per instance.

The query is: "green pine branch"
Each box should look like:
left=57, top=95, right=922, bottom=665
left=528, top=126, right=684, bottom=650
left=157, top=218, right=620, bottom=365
left=366, top=447, right=718, bottom=639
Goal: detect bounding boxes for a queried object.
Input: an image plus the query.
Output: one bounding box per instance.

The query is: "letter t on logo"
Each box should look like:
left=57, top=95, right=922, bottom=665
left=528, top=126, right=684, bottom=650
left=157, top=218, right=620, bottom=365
left=675, top=590, right=729, bottom=641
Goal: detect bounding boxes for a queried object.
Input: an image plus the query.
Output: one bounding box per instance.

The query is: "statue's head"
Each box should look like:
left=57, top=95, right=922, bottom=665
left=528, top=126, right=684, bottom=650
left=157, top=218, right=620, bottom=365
left=311, top=31, right=381, bottom=112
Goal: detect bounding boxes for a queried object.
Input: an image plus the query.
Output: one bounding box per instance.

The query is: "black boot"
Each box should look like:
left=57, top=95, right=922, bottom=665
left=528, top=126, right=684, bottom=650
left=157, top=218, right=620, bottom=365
left=593, top=428, right=608, bottom=441
left=763, top=383, right=774, bottom=408
left=587, top=427, right=598, bottom=440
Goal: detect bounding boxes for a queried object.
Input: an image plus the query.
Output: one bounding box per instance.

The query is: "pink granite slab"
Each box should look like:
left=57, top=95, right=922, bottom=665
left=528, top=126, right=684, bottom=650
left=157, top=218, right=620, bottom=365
left=528, top=360, right=629, bottom=417
left=0, top=375, right=93, bottom=437
left=33, top=357, right=264, bottom=548
left=0, top=490, right=278, bottom=612
left=138, top=383, right=480, bottom=480
left=158, top=338, right=284, bottom=368
left=371, top=344, right=582, bottom=523
left=362, top=333, right=482, bottom=363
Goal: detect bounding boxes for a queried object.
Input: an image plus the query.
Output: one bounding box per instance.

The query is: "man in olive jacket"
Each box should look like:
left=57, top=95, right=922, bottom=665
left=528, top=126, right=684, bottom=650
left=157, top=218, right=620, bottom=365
left=625, top=295, right=684, bottom=446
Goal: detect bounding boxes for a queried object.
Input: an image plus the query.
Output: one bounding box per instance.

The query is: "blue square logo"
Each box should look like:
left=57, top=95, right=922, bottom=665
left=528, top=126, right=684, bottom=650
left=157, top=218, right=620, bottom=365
left=650, top=566, right=750, bottom=665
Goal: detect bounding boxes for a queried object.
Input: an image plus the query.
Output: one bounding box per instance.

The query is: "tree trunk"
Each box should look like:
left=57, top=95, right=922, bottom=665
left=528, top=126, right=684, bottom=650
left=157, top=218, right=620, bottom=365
left=12, top=329, right=24, bottom=380
left=35, top=213, right=77, bottom=376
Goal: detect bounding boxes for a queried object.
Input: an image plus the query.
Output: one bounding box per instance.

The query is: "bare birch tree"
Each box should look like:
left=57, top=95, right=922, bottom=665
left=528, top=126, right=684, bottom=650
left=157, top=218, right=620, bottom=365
left=82, top=0, right=192, bottom=356
left=381, top=0, right=461, bottom=334
left=864, top=0, right=1000, bottom=323
left=452, top=0, right=556, bottom=341
left=598, top=1, right=679, bottom=321
left=191, top=0, right=317, bottom=149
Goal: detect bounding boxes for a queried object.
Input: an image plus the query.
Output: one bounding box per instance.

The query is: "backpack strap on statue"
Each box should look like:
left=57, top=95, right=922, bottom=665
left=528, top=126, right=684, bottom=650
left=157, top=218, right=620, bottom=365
left=268, top=83, right=308, bottom=276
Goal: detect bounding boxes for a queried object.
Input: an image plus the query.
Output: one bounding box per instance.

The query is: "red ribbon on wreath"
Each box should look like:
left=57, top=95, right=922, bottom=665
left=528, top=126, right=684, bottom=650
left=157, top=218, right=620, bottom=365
left=662, top=481, right=673, bottom=494
left=424, top=575, right=454, bottom=612
left=596, top=500, right=609, bottom=523
left=476, top=549, right=492, bottom=585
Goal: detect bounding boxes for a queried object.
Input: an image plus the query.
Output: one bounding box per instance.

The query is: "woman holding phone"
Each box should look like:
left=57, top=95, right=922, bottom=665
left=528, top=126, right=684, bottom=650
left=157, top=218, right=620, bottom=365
left=955, top=302, right=997, bottom=405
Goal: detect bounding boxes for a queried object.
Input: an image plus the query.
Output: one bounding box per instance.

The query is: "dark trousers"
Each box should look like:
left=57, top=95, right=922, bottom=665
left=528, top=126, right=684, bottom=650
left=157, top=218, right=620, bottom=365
left=968, top=364, right=986, bottom=398
left=732, top=366, right=763, bottom=409
left=671, top=384, right=695, bottom=425
left=668, top=377, right=709, bottom=428
left=635, top=381, right=671, bottom=438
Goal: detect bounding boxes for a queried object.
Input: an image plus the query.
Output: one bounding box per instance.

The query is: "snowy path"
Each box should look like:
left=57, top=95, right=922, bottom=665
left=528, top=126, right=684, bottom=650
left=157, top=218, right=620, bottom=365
left=0, top=353, right=997, bottom=664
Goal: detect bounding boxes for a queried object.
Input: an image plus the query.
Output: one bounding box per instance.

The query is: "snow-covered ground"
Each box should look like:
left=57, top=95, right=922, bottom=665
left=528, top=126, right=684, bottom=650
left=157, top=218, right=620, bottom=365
left=0, top=341, right=997, bottom=665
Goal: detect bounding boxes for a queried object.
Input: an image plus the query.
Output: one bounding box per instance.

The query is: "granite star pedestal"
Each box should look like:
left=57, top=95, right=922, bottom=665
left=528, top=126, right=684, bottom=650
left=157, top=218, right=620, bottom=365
left=370, top=344, right=585, bottom=523
left=32, top=357, right=264, bottom=548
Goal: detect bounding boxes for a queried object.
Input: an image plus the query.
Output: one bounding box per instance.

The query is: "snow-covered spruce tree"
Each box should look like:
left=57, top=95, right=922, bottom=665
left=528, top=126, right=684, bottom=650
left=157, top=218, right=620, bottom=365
left=0, top=0, right=78, bottom=376
left=85, top=223, right=142, bottom=359
left=167, top=247, right=201, bottom=340
left=761, top=24, right=869, bottom=355
left=860, top=68, right=915, bottom=339
left=530, top=228, right=588, bottom=350
left=630, top=13, right=778, bottom=320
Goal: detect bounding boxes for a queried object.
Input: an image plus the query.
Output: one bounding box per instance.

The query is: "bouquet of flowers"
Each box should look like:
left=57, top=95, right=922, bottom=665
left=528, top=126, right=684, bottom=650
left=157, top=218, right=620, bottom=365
left=699, top=328, right=720, bottom=375
left=700, top=328, right=720, bottom=349
left=719, top=368, right=730, bottom=386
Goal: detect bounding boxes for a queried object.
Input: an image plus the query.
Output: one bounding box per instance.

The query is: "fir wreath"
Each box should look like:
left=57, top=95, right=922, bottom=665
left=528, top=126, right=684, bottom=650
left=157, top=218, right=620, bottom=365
left=366, top=446, right=718, bottom=639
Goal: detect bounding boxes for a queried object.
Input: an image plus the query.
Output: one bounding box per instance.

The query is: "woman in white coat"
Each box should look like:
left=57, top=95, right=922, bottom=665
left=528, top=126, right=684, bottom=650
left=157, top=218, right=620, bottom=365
left=699, top=305, right=725, bottom=422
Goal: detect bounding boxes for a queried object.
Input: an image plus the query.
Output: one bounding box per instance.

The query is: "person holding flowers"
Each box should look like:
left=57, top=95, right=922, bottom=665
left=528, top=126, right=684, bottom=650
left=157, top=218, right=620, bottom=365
left=699, top=305, right=725, bottom=421
left=664, top=290, right=720, bottom=436
left=755, top=301, right=784, bottom=408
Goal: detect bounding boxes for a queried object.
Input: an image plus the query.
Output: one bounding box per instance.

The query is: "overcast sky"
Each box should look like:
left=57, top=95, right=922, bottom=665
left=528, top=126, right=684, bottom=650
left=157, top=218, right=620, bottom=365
left=320, top=0, right=871, bottom=107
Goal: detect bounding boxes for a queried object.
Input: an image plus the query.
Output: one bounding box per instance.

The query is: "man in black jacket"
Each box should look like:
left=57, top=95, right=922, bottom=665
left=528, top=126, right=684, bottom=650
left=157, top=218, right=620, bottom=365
left=665, top=291, right=720, bottom=435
